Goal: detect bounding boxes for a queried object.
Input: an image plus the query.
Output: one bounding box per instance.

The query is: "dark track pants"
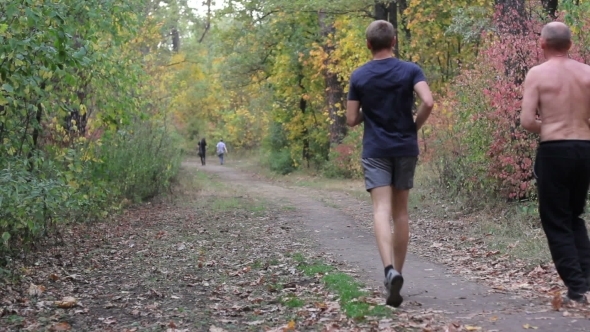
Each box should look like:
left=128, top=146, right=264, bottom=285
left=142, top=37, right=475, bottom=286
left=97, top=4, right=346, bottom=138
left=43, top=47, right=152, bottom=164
left=535, top=140, right=590, bottom=298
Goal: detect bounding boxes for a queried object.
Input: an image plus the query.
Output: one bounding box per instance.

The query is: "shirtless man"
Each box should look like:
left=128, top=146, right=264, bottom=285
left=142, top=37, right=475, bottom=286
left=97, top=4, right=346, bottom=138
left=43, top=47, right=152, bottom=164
left=521, top=22, right=590, bottom=304
left=346, top=20, right=434, bottom=307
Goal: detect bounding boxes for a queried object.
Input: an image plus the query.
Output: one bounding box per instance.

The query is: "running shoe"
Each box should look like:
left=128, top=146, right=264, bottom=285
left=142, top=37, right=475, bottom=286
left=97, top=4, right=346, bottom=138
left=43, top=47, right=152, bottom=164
left=384, top=268, right=404, bottom=307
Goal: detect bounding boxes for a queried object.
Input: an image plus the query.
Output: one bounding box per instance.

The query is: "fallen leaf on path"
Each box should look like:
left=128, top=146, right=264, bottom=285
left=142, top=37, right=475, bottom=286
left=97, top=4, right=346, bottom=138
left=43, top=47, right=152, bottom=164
left=48, top=322, right=71, bottom=331
left=551, top=292, right=562, bottom=311
left=28, top=283, right=45, bottom=296
left=245, top=320, right=265, bottom=326
left=49, top=273, right=60, bottom=281
left=444, top=322, right=460, bottom=332
left=523, top=323, right=538, bottom=329
left=286, top=320, right=296, bottom=330
left=54, top=297, right=77, bottom=308
left=465, top=326, right=481, bottom=331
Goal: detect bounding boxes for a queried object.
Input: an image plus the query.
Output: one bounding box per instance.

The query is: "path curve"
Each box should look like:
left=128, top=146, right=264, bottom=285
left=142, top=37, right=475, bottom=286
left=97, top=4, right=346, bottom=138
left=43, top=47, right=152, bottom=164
left=194, top=161, right=590, bottom=332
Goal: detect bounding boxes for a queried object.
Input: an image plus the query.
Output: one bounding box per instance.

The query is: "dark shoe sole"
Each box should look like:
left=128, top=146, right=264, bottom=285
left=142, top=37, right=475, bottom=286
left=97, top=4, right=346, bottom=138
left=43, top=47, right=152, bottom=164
left=386, top=274, right=404, bottom=307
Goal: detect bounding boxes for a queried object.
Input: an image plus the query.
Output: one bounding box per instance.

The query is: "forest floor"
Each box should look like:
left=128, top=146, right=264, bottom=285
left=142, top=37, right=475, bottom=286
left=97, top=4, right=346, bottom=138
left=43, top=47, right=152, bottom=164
left=0, top=158, right=589, bottom=331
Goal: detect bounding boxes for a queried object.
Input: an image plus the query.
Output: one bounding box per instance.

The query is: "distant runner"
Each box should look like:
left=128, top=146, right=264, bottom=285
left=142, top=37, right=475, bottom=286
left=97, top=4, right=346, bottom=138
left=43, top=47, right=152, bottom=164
left=216, top=139, right=228, bottom=165
left=346, top=20, right=434, bottom=307
left=521, top=22, right=590, bottom=304
left=198, top=138, right=207, bottom=166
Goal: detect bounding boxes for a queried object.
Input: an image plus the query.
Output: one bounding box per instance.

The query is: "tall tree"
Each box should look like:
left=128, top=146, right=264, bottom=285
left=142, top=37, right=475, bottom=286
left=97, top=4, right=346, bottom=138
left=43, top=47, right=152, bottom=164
left=495, top=0, right=526, bottom=32
left=374, top=1, right=399, bottom=57
left=319, top=11, right=347, bottom=145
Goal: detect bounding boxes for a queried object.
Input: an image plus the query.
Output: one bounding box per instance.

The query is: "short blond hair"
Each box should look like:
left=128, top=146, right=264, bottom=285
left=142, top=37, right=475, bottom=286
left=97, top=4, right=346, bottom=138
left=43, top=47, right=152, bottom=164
left=366, top=20, right=395, bottom=51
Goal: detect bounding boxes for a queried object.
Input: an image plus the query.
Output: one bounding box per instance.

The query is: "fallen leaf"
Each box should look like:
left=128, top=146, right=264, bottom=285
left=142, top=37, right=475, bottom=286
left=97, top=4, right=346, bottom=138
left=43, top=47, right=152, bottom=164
left=100, top=317, right=116, bottom=325
left=523, top=324, right=538, bottom=329
left=551, top=292, right=562, bottom=311
left=28, top=283, right=45, bottom=296
left=444, top=323, right=458, bottom=332
left=168, top=321, right=177, bottom=328
left=49, top=274, right=60, bottom=281
left=49, top=322, right=71, bottom=331
left=54, top=297, right=77, bottom=308
left=465, top=326, right=481, bottom=331
left=286, top=320, right=296, bottom=330
left=245, top=320, right=265, bottom=326
left=209, top=326, right=228, bottom=332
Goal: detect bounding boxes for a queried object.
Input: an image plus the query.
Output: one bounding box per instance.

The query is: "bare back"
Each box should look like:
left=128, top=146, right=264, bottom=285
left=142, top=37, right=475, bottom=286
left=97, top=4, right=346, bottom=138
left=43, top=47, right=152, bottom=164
left=534, top=58, right=590, bottom=141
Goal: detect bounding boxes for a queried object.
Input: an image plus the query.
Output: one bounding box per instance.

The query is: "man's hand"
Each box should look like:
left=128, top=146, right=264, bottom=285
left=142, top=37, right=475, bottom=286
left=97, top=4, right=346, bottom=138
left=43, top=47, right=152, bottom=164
left=521, top=68, right=542, bottom=134
left=414, top=81, right=434, bottom=130
left=346, top=100, right=363, bottom=127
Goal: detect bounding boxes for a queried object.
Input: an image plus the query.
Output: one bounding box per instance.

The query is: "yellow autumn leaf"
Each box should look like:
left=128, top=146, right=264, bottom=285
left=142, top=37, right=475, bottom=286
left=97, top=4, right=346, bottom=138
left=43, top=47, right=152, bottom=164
left=286, top=320, right=296, bottom=330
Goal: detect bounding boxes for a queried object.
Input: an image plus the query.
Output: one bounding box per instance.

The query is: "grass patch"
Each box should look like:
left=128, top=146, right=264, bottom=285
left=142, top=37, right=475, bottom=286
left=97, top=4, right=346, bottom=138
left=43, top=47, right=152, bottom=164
left=343, top=302, right=391, bottom=320
left=295, top=256, right=334, bottom=277
left=188, top=168, right=268, bottom=214
left=210, top=197, right=243, bottom=211
left=322, top=272, right=390, bottom=320
left=322, top=273, right=365, bottom=302
left=281, top=295, right=305, bottom=308
left=292, top=253, right=305, bottom=263
left=292, top=253, right=390, bottom=320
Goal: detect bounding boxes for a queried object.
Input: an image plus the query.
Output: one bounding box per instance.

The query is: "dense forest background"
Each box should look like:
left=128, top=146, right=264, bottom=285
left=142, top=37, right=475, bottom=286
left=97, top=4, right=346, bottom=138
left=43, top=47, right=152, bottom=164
left=2, top=0, right=589, bottom=254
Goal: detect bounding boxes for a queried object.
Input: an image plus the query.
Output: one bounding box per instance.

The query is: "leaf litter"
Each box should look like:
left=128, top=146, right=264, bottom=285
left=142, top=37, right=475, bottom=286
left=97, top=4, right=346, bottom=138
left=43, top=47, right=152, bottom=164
left=0, top=167, right=455, bottom=331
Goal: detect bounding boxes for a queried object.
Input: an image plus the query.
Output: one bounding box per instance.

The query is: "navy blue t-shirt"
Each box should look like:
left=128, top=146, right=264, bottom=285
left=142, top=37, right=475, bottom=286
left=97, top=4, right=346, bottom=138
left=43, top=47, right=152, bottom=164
left=348, top=58, right=426, bottom=158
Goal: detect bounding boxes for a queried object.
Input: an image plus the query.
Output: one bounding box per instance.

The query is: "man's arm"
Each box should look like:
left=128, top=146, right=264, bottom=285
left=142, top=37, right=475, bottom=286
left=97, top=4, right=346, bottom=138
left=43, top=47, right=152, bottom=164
left=414, top=81, right=434, bottom=130
left=346, top=100, right=363, bottom=127
left=520, top=69, right=542, bottom=134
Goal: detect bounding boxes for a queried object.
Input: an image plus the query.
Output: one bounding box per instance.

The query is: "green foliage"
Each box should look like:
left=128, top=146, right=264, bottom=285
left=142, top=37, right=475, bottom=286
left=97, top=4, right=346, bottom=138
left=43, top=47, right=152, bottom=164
left=0, top=0, right=183, bottom=257
left=90, top=122, right=183, bottom=202
left=265, top=122, right=296, bottom=175
left=269, top=149, right=296, bottom=175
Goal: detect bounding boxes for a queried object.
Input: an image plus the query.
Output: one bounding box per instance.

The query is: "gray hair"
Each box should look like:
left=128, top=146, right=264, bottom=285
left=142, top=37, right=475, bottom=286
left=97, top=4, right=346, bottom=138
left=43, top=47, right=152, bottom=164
left=541, top=22, right=572, bottom=51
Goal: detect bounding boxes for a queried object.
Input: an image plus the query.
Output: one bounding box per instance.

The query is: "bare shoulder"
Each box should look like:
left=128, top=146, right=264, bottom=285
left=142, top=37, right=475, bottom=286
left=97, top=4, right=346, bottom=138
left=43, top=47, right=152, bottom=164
left=527, top=63, right=545, bottom=75
left=524, top=65, right=543, bottom=86
left=576, top=59, right=590, bottom=72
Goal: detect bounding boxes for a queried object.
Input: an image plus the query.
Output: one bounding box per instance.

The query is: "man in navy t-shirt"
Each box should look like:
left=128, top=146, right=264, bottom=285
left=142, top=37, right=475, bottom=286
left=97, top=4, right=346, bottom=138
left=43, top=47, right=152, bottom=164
left=346, top=20, right=434, bottom=308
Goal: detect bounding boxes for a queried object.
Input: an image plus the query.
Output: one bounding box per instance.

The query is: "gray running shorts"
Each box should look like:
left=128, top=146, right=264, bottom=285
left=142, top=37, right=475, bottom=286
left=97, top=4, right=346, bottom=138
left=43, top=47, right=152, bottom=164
left=362, top=157, right=418, bottom=192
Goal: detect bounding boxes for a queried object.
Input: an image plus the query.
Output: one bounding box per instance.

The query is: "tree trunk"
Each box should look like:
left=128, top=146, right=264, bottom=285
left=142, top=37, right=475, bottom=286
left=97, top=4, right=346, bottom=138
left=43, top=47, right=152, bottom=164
left=495, top=0, right=526, bottom=33
left=171, top=27, right=180, bottom=53
left=319, top=10, right=347, bottom=145
left=541, top=0, right=558, bottom=18
left=374, top=1, right=399, bottom=58
left=300, top=96, right=310, bottom=168
left=398, top=0, right=411, bottom=58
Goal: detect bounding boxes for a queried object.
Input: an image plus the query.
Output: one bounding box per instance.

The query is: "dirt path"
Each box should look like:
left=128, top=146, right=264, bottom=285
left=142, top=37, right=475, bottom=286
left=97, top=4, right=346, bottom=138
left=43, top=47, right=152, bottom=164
left=1, top=163, right=450, bottom=332
left=198, top=161, right=590, bottom=331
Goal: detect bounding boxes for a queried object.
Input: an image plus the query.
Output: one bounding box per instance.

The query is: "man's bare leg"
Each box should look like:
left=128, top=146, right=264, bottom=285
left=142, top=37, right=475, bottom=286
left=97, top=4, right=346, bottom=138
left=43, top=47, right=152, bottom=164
left=392, top=187, right=410, bottom=273
left=371, top=186, right=394, bottom=267
left=371, top=185, right=407, bottom=307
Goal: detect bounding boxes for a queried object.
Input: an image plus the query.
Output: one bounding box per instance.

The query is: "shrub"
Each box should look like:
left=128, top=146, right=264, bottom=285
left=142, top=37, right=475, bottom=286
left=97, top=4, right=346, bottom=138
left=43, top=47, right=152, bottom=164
left=429, top=4, right=590, bottom=202
left=323, top=126, right=363, bottom=179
